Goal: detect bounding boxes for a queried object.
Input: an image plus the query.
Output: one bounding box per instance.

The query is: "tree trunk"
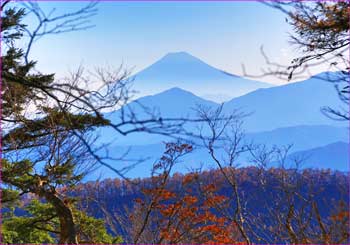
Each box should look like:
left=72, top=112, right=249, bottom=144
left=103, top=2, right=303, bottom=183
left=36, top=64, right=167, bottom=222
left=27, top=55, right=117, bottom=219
left=44, top=192, right=78, bottom=244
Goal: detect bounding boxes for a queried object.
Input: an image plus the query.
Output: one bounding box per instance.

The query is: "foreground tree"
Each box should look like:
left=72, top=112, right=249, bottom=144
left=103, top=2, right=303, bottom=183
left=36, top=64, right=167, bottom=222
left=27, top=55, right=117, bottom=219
left=1, top=2, right=199, bottom=243
left=2, top=198, right=122, bottom=244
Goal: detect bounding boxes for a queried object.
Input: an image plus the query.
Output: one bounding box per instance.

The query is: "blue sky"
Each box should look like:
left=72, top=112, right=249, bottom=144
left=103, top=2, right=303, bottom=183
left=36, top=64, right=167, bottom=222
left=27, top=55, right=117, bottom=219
left=22, top=1, right=320, bottom=84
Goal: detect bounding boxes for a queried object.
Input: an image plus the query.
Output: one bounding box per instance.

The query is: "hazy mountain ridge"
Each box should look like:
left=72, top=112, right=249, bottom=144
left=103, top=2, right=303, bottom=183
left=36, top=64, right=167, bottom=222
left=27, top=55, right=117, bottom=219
left=87, top=125, right=348, bottom=179
left=223, top=72, right=346, bottom=131
left=286, top=141, right=349, bottom=171
left=99, top=87, right=218, bottom=146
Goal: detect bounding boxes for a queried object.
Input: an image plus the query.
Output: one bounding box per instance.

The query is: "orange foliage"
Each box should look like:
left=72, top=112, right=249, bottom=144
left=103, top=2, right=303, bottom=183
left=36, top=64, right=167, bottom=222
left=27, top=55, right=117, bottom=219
left=138, top=173, right=242, bottom=244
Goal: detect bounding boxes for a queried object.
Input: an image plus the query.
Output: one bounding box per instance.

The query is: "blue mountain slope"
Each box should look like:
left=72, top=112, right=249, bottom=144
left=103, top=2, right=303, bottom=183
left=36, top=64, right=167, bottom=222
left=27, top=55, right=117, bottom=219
left=246, top=125, right=348, bottom=152
left=131, top=52, right=273, bottom=102
left=125, top=87, right=218, bottom=118
left=286, top=142, right=349, bottom=171
left=223, top=72, right=347, bottom=132
left=98, top=87, right=219, bottom=146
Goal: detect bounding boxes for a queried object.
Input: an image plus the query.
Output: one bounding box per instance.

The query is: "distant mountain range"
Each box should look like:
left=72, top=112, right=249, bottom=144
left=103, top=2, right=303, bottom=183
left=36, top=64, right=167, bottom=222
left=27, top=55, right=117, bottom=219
left=86, top=139, right=349, bottom=180
left=88, top=124, right=348, bottom=179
left=106, top=71, right=346, bottom=136
left=245, top=125, right=348, bottom=152
left=131, top=52, right=273, bottom=102
left=88, top=58, right=348, bottom=179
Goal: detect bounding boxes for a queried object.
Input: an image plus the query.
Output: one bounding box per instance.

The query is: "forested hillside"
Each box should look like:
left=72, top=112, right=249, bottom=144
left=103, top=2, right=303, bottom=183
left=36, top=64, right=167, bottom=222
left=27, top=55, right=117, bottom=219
left=73, top=166, right=349, bottom=243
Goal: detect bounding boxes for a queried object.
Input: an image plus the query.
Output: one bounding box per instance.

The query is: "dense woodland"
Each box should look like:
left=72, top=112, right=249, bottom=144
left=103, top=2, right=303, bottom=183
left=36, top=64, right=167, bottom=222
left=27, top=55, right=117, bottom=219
left=1, top=1, right=349, bottom=244
left=73, top=166, right=349, bottom=243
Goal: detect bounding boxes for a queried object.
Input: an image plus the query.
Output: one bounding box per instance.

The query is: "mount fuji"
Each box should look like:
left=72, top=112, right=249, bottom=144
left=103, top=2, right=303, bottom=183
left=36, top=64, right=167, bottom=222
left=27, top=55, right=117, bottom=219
left=130, top=52, right=273, bottom=102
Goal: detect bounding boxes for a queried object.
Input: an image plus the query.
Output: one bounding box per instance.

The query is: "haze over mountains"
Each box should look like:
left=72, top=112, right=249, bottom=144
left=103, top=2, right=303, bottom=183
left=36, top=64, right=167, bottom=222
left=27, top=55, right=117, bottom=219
left=89, top=126, right=348, bottom=180
left=131, top=52, right=273, bottom=102
left=88, top=53, right=348, bottom=179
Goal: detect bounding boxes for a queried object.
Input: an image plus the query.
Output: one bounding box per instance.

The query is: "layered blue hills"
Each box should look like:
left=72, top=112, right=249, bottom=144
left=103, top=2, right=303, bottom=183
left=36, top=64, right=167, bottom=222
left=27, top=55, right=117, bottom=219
left=87, top=57, right=348, bottom=179
left=86, top=125, right=348, bottom=180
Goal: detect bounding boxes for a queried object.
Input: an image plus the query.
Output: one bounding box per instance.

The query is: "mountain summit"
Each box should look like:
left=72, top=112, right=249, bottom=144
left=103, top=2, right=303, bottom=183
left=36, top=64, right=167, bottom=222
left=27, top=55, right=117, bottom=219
left=131, top=52, right=273, bottom=102
left=151, top=52, right=236, bottom=75
left=157, top=51, right=206, bottom=64
left=136, top=51, right=234, bottom=81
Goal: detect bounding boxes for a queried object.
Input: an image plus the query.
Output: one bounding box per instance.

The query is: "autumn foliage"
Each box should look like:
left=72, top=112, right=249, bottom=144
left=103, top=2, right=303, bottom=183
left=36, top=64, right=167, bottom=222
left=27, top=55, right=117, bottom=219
left=134, top=174, right=241, bottom=243
left=128, top=143, right=239, bottom=243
